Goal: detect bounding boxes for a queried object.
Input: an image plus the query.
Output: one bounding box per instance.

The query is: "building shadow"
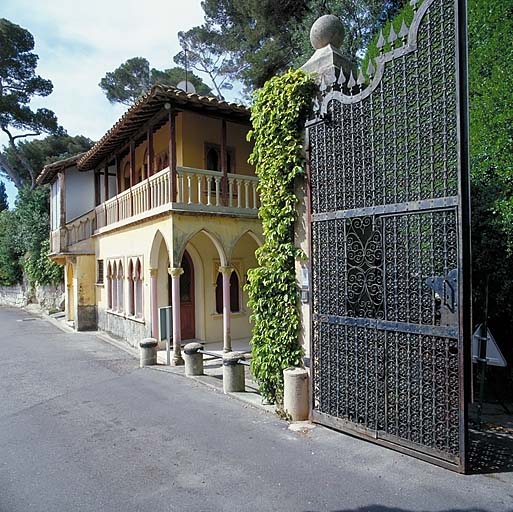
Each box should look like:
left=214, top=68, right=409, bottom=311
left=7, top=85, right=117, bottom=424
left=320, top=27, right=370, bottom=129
left=468, top=428, right=513, bottom=474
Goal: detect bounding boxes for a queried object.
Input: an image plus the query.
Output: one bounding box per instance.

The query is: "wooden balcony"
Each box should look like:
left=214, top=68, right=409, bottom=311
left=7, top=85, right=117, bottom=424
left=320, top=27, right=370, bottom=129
left=95, top=166, right=259, bottom=232
left=50, top=166, right=259, bottom=255
left=49, top=210, right=96, bottom=255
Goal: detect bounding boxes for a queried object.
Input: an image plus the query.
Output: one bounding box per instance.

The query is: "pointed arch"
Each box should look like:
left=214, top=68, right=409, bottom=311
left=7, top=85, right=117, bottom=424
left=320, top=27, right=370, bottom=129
left=228, top=229, right=263, bottom=261
left=135, top=258, right=143, bottom=318
left=128, top=259, right=135, bottom=316
left=149, top=229, right=170, bottom=269
left=107, top=263, right=112, bottom=309
left=176, top=228, right=228, bottom=267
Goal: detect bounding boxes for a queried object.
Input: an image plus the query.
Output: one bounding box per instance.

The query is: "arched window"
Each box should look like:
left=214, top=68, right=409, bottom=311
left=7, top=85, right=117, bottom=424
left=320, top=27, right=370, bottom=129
left=117, top=262, right=124, bottom=313
left=206, top=147, right=219, bottom=171
left=112, top=261, right=118, bottom=310
left=107, top=263, right=111, bottom=307
left=215, top=270, right=240, bottom=314
left=128, top=259, right=135, bottom=316
left=135, top=259, right=143, bottom=318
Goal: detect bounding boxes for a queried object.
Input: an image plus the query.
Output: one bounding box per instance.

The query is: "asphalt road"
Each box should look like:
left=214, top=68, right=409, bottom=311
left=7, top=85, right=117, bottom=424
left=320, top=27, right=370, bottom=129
left=0, top=307, right=512, bottom=512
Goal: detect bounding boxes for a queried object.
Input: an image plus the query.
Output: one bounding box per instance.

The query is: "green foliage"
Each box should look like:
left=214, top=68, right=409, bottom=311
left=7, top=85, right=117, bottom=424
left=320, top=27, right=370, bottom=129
left=246, top=69, right=316, bottom=404
left=187, top=1, right=403, bottom=94
left=293, top=0, right=405, bottom=71
left=99, top=57, right=212, bottom=106
left=0, top=18, right=62, bottom=189
left=23, top=238, right=62, bottom=286
left=11, top=186, right=63, bottom=286
left=0, top=209, right=22, bottom=285
left=361, top=1, right=417, bottom=81
left=1, top=134, right=94, bottom=186
left=200, top=0, right=310, bottom=92
left=468, top=0, right=513, bottom=357
left=0, top=181, right=8, bottom=212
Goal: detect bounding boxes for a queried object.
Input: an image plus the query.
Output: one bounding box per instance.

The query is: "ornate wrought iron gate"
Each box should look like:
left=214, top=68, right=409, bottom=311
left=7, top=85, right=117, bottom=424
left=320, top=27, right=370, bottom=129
left=307, top=0, right=471, bottom=472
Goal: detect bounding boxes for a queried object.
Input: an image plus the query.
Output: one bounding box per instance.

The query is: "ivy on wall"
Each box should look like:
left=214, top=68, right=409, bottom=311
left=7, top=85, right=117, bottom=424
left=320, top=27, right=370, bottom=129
left=246, top=69, right=316, bottom=404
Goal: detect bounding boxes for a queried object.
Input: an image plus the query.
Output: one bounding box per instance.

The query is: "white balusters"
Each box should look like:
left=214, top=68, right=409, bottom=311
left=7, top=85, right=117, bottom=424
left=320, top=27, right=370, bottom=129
left=237, top=180, right=242, bottom=209
left=215, top=177, right=221, bottom=206
left=207, top=176, right=212, bottom=206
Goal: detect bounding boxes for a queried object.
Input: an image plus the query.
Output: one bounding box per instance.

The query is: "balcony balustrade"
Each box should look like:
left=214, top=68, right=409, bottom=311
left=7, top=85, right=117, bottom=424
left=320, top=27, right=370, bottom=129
left=50, top=166, right=259, bottom=255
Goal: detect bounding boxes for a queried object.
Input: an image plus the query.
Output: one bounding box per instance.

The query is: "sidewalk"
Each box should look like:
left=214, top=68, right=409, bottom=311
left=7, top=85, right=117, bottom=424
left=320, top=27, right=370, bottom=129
left=42, top=308, right=275, bottom=415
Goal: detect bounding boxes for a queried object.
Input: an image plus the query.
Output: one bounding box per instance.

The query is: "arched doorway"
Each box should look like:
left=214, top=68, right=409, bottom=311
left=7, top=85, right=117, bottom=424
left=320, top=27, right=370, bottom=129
left=168, top=250, right=195, bottom=340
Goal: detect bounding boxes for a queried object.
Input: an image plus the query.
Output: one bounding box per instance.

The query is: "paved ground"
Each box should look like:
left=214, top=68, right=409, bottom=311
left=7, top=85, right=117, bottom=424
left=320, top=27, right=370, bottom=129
left=1, top=307, right=512, bottom=512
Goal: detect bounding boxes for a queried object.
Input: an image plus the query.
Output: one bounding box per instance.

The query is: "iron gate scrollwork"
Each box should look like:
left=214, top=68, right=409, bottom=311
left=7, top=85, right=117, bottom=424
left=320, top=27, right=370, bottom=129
left=307, top=0, right=471, bottom=471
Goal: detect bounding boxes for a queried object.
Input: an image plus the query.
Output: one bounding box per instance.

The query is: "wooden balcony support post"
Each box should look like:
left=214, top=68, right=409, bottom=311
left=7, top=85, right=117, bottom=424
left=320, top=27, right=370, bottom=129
left=130, top=141, right=135, bottom=215
left=115, top=156, right=120, bottom=195
left=59, top=171, right=66, bottom=229
left=94, top=169, right=101, bottom=207
left=168, top=107, right=177, bottom=202
left=103, top=163, right=109, bottom=202
left=147, top=127, right=154, bottom=209
left=220, top=118, right=228, bottom=205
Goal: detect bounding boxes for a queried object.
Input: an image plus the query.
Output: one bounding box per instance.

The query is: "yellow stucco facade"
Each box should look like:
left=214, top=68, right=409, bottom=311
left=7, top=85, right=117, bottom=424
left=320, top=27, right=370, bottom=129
left=48, top=92, right=262, bottom=351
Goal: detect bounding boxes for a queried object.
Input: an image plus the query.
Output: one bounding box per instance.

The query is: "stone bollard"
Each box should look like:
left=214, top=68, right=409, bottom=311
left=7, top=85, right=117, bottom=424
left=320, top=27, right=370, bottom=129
left=184, top=342, right=204, bottom=377
left=223, top=351, right=245, bottom=393
left=283, top=367, right=309, bottom=421
left=139, top=338, right=158, bottom=367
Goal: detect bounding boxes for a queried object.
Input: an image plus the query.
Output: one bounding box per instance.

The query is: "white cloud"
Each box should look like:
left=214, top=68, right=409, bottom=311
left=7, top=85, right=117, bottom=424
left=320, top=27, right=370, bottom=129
left=1, top=0, right=208, bottom=144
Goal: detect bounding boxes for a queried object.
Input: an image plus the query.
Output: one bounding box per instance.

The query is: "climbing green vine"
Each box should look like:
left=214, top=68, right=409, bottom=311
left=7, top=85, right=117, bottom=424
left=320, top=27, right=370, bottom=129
left=246, top=69, right=316, bottom=405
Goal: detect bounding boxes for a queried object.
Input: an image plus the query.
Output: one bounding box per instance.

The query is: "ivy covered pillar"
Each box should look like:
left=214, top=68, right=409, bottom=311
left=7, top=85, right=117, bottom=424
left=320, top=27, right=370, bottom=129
left=219, top=265, right=233, bottom=353
left=168, top=267, right=184, bottom=365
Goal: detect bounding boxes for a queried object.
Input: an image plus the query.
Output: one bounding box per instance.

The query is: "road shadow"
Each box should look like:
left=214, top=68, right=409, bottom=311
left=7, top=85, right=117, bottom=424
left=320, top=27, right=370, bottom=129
left=304, top=507, right=497, bottom=512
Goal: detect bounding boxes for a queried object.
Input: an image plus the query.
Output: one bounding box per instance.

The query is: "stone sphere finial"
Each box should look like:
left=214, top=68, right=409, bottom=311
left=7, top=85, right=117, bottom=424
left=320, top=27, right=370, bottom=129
left=310, top=14, right=344, bottom=50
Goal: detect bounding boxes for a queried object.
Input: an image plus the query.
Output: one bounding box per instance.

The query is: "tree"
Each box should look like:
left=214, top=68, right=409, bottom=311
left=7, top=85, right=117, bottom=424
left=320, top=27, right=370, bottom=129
left=198, top=0, right=310, bottom=92
left=1, top=134, right=94, bottom=186
left=185, top=0, right=404, bottom=94
left=174, top=26, right=240, bottom=98
left=0, top=181, right=8, bottom=212
left=99, top=58, right=212, bottom=106
left=292, top=0, right=405, bottom=70
left=0, top=19, right=62, bottom=190
left=0, top=209, right=22, bottom=285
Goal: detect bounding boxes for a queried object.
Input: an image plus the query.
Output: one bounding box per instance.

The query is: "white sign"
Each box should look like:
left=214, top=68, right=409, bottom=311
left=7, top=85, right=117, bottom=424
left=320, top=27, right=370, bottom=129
left=472, top=324, right=507, bottom=367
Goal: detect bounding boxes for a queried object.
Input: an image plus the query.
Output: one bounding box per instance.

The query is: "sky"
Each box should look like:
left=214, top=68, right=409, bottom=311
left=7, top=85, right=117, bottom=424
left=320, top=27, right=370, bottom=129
left=1, top=0, right=216, bottom=206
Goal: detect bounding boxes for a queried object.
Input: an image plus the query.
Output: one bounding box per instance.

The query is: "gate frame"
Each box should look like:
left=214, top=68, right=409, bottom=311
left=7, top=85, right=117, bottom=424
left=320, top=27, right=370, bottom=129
left=305, top=0, right=472, bottom=473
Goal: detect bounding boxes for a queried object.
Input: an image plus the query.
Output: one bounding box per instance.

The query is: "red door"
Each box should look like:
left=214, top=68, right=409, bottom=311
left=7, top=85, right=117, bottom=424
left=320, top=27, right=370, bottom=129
left=180, top=251, right=195, bottom=340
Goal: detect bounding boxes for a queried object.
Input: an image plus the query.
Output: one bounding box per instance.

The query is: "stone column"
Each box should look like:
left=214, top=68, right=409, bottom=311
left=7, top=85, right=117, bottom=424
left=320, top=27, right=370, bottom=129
left=149, top=268, right=158, bottom=339
left=219, top=265, right=234, bottom=353
left=168, top=267, right=184, bottom=365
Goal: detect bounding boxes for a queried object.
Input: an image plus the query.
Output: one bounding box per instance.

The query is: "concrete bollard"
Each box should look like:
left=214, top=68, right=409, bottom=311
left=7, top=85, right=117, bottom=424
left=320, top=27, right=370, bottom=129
left=223, top=351, right=245, bottom=393
left=139, top=338, right=158, bottom=367
left=184, top=342, right=204, bottom=376
left=283, top=367, right=309, bottom=421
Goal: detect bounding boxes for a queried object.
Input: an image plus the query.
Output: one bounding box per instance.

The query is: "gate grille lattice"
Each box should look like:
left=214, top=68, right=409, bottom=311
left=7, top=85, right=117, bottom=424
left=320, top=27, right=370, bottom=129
left=307, top=0, right=470, bottom=471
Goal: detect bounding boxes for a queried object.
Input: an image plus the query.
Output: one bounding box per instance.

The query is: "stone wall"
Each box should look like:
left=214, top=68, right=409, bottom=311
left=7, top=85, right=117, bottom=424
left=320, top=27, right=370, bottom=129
left=0, top=283, right=64, bottom=311
left=97, top=308, right=151, bottom=347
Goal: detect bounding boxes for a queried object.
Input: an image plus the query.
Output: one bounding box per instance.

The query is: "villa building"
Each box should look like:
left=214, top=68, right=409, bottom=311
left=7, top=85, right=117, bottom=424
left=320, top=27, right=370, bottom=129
left=37, top=85, right=262, bottom=363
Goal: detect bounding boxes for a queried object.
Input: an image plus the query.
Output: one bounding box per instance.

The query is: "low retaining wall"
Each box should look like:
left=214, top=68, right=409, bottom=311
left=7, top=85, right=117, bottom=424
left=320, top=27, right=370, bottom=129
left=97, top=308, right=151, bottom=347
left=0, top=283, right=65, bottom=311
